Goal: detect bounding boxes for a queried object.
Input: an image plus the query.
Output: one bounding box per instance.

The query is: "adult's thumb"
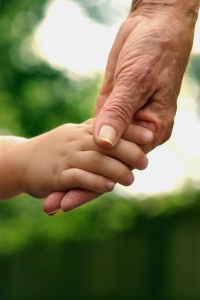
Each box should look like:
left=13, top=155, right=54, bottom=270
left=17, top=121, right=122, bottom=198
left=93, top=84, right=140, bottom=148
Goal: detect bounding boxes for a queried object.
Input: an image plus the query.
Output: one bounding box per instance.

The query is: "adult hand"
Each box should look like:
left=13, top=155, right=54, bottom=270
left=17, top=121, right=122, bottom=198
left=43, top=0, right=199, bottom=216
left=93, top=0, right=199, bottom=151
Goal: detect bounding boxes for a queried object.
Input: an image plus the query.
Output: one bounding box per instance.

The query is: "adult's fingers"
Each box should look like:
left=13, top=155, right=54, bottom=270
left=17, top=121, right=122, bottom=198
left=60, top=189, right=100, bottom=212
left=43, top=189, right=101, bottom=215
left=133, top=95, right=176, bottom=153
left=43, top=192, right=65, bottom=215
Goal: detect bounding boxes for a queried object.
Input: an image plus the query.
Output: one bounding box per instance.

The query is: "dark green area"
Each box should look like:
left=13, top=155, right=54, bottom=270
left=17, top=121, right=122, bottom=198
left=1, top=191, right=200, bottom=300
left=0, top=0, right=200, bottom=299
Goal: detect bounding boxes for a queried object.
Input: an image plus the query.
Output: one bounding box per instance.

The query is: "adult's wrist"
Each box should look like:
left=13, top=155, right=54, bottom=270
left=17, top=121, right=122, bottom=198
left=130, top=0, right=199, bottom=21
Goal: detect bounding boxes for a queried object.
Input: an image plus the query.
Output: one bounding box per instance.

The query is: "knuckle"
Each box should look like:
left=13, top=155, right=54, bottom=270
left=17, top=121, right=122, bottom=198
left=153, top=113, right=175, bottom=146
left=114, top=64, right=154, bottom=107
left=119, top=20, right=127, bottom=32
left=103, top=99, right=133, bottom=126
left=162, top=117, right=174, bottom=144
left=84, top=174, right=106, bottom=193
left=88, top=152, right=102, bottom=168
left=133, top=151, right=146, bottom=170
left=117, top=168, right=130, bottom=186
left=92, top=177, right=104, bottom=193
left=118, top=20, right=131, bottom=38
left=70, top=170, right=80, bottom=185
left=67, top=150, right=77, bottom=167
left=126, top=148, right=142, bottom=169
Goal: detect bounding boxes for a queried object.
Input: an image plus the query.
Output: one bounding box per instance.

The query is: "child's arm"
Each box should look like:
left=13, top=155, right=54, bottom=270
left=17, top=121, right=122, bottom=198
left=0, top=121, right=151, bottom=201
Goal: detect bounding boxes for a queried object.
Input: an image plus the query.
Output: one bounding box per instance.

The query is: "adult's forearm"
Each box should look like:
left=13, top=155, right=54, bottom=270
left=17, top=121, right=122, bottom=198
left=131, top=0, right=200, bottom=10
left=131, top=0, right=200, bottom=19
left=129, top=0, right=199, bottom=45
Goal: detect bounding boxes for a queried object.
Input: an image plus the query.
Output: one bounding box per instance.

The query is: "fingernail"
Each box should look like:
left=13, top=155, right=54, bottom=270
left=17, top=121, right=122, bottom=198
left=127, top=173, right=134, bottom=185
left=142, top=130, right=153, bottom=142
left=47, top=210, right=60, bottom=217
left=99, top=125, right=117, bottom=145
left=106, top=182, right=115, bottom=191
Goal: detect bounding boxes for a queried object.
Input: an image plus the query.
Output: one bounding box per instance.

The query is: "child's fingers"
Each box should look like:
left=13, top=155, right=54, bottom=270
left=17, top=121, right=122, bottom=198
left=82, top=119, right=94, bottom=125
left=80, top=137, right=148, bottom=171
left=123, top=124, right=153, bottom=144
left=60, top=189, right=100, bottom=212
left=85, top=123, right=153, bottom=144
left=106, top=139, right=148, bottom=170
left=108, top=141, right=148, bottom=170
left=70, top=151, right=134, bottom=186
left=60, top=169, right=117, bottom=193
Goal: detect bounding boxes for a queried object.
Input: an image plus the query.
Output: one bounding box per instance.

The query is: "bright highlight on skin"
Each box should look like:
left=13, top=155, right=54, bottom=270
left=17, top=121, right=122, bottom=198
left=33, top=0, right=200, bottom=197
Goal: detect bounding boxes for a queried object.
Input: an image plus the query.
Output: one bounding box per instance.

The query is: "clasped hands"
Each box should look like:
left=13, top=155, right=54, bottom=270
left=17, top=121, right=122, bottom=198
left=43, top=0, right=199, bottom=215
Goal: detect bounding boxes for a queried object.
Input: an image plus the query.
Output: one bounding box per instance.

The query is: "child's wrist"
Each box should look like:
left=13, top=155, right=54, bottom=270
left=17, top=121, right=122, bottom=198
left=14, top=138, right=29, bottom=195
left=0, top=137, right=27, bottom=199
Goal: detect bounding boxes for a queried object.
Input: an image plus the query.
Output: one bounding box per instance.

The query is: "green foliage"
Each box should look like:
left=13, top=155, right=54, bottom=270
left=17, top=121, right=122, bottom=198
left=187, top=54, right=200, bottom=117
left=0, top=0, right=200, bottom=255
left=0, top=0, right=101, bottom=138
left=188, top=54, right=200, bottom=84
left=0, top=188, right=199, bottom=255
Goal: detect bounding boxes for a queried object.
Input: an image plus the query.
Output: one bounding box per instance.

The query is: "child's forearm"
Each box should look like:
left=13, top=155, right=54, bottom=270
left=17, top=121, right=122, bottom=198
left=0, top=136, right=27, bottom=200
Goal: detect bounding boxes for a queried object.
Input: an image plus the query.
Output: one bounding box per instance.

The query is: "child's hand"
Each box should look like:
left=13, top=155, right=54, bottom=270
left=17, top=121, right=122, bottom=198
left=21, top=122, right=150, bottom=199
left=43, top=121, right=153, bottom=214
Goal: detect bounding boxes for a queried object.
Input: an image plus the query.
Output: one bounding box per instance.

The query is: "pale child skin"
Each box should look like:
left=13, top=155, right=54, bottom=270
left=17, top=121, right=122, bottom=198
left=0, top=119, right=153, bottom=204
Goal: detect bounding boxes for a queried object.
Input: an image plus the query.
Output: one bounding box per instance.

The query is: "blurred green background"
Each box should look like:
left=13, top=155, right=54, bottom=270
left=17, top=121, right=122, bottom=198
left=0, top=0, right=200, bottom=299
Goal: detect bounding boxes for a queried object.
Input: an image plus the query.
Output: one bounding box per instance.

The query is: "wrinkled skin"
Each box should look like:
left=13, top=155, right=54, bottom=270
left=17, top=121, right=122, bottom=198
left=94, top=5, right=197, bottom=151
left=43, top=1, right=199, bottom=215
